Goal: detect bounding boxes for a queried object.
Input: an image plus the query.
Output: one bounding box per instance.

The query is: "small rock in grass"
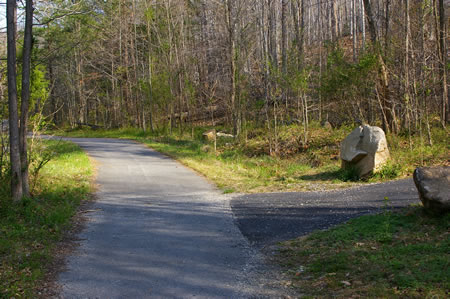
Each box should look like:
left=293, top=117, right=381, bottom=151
left=202, top=129, right=216, bottom=141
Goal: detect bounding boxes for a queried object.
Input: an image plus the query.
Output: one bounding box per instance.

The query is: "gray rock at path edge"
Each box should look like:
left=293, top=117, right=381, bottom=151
left=413, top=166, right=450, bottom=213
left=340, top=125, right=390, bottom=177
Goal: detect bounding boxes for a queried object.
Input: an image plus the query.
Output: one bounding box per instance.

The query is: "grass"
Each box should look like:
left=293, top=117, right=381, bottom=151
left=0, top=139, right=93, bottom=298
left=385, top=128, right=450, bottom=177
left=50, top=125, right=356, bottom=193
left=51, top=123, right=449, bottom=193
left=276, top=206, right=450, bottom=298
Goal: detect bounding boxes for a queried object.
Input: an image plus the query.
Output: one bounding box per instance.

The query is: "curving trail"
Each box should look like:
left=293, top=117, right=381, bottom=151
left=54, top=137, right=418, bottom=298
left=55, top=138, right=286, bottom=298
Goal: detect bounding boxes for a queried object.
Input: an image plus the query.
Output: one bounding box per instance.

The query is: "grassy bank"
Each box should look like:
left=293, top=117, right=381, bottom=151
left=276, top=206, right=450, bottom=298
left=53, top=123, right=448, bottom=193
left=0, top=140, right=93, bottom=298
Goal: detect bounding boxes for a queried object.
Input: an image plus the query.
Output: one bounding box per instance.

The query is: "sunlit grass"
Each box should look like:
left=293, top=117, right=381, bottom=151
left=0, top=140, right=93, bottom=298
left=51, top=124, right=448, bottom=193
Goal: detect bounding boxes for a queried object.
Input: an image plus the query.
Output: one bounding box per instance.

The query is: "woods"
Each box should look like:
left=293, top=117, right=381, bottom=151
left=37, top=0, right=448, bottom=130
left=0, top=0, right=449, bottom=199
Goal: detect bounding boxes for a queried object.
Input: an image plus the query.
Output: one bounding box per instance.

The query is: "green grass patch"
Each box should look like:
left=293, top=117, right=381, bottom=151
left=50, top=124, right=449, bottom=193
left=384, top=128, right=449, bottom=178
left=276, top=207, right=450, bottom=298
left=0, top=140, right=93, bottom=298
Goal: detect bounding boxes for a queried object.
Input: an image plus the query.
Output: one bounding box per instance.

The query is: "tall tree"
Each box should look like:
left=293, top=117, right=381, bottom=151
left=281, top=0, right=288, bottom=75
left=363, top=0, right=392, bottom=132
left=6, top=0, right=23, bottom=201
left=224, top=0, right=238, bottom=135
left=19, top=0, right=34, bottom=197
left=438, top=0, right=448, bottom=124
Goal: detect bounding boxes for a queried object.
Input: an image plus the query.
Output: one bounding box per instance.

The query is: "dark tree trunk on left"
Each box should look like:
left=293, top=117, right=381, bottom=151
left=438, top=0, right=448, bottom=124
left=19, top=0, right=34, bottom=197
left=7, top=0, right=23, bottom=201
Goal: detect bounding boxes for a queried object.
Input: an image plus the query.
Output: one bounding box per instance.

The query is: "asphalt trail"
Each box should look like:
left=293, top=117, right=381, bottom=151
left=231, top=179, right=419, bottom=248
left=55, top=138, right=288, bottom=298
left=54, top=137, right=418, bottom=298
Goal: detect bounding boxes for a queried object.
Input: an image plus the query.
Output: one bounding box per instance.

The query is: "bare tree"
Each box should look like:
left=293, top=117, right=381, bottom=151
left=224, top=0, right=238, bottom=135
left=6, top=0, right=23, bottom=201
left=438, top=0, right=448, bottom=124
left=19, top=0, right=34, bottom=197
left=281, top=0, right=288, bottom=74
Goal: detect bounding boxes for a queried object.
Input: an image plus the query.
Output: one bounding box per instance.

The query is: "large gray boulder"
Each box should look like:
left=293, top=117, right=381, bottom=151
left=413, top=166, right=450, bottom=213
left=340, top=125, right=390, bottom=177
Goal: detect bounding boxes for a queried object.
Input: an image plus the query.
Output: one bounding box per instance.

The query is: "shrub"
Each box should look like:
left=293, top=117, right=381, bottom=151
left=373, top=162, right=402, bottom=180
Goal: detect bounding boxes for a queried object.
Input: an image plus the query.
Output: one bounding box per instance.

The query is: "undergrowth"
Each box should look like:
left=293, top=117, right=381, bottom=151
left=0, top=140, right=92, bottom=298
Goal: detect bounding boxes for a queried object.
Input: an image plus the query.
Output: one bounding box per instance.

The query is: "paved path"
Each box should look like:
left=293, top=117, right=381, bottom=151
left=54, top=137, right=419, bottom=298
left=56, top=138, right=286, bottom=298
left=231, top=179, right=419, bottom=248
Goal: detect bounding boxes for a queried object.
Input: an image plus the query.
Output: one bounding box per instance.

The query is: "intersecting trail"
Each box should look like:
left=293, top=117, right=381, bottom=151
left=54, top=137, right=418, bottom=298
left=55, top=138, right=284, bottom=298
left=232, top=179, right=418, bottom=248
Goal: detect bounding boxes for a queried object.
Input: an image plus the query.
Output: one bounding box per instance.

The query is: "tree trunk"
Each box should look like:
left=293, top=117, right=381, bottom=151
left=281, top=0, right=288, bottom=75
left=360, top=0, right=366, bottom=49
left=352, top=0, right=357, bottom=61
left=225, top=0, right=238, bottom=136
left=363, top=0, right=392, bottom=132
left=281, top=0, right=288, bottom=111
left=268, top=0, right=278, bottom=68
left=363, top=0, right=377, bottom=44
left=331, top=0, right=338, bottom=41
left=19, top=0, right=34, bottom=198
left=6, top=0, right=23, bottom=201
left=292, top=0, right=304, bottom=68
left=384, top=0, right=391, bottom=54
left=438, top=0, right=448, bottom=124
left=404, top=0, right=412, bottom=148
left=300, top=0, right=305, bottom=58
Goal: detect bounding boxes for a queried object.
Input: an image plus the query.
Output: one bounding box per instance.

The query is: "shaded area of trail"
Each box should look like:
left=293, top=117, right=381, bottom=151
left=55, top=138, right=289, bottom=298
left=231, top=179, right=418, bottom=248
